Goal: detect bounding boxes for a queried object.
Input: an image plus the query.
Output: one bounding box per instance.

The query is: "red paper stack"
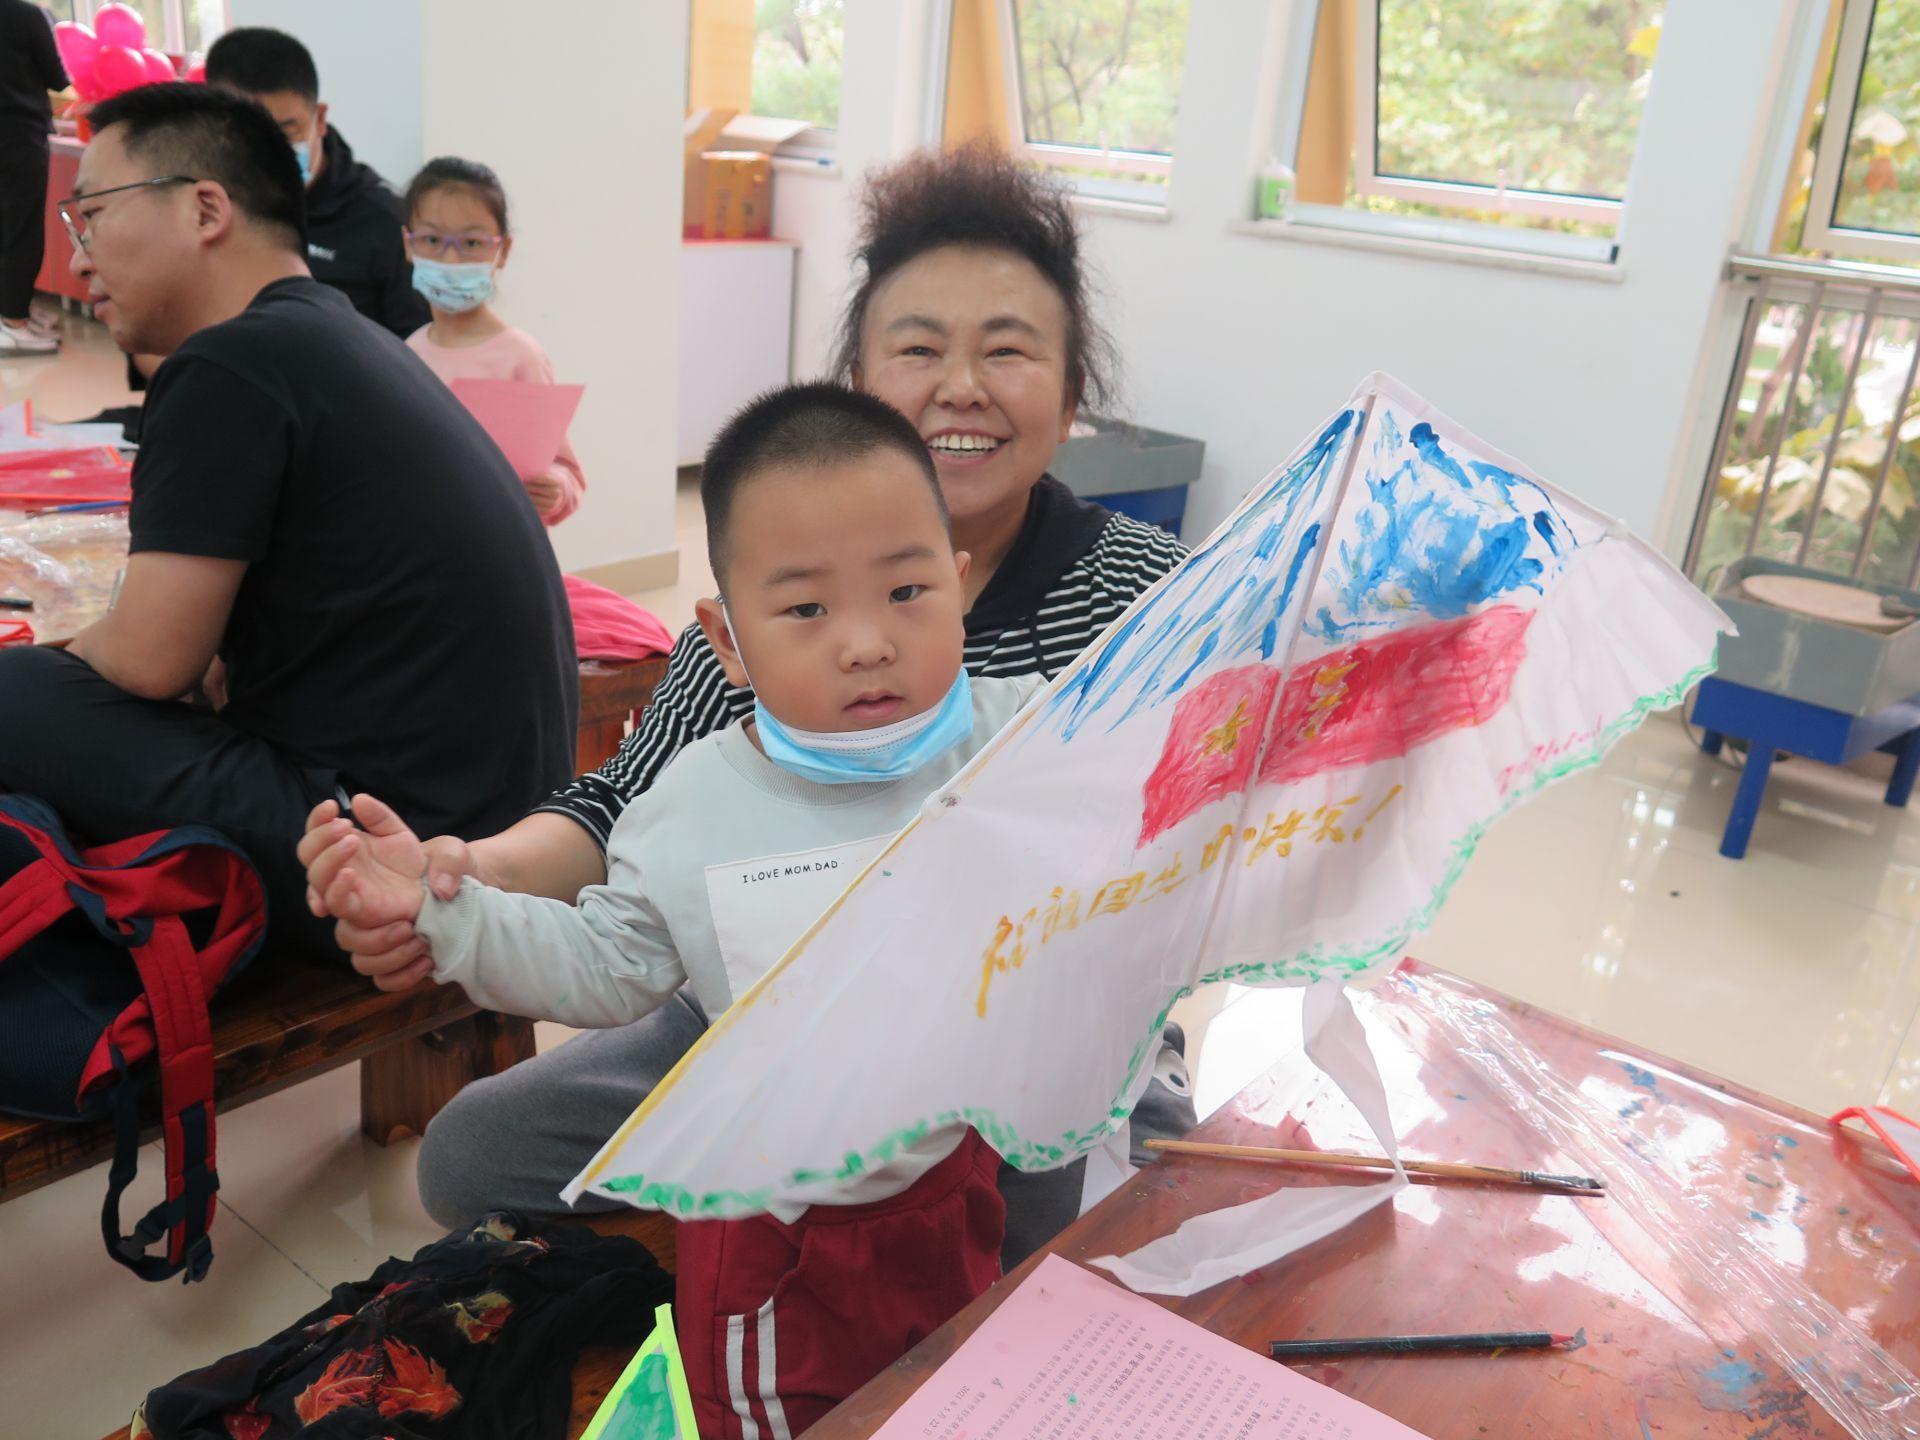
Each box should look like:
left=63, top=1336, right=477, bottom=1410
left=0, top=448, right=133, bottom=506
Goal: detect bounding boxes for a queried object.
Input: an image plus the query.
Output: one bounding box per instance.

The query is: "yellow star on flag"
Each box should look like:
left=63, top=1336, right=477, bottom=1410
left=1201, top=699, right=1253, bottom=757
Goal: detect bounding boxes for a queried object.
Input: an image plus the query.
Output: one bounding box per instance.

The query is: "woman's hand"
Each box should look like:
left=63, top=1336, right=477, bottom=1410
left=326, top=835, right=491, bottom=979
left=299, top=794, right=438, bottom=990
left=303, top=809, right=606, bottom=989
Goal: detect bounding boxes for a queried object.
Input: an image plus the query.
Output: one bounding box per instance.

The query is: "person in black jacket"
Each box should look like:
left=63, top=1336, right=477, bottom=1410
left=0, top=0, right=66, bottom=354
left=204, top=27, right=427, bottom=338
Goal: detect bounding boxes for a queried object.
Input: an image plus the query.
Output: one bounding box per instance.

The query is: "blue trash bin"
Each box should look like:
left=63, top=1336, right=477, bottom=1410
left=1050, top=419, right=1205, bottom=539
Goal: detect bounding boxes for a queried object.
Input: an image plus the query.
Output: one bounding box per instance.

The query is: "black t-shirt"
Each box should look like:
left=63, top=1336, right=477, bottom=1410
left=130, top=276, right=577, bottom=841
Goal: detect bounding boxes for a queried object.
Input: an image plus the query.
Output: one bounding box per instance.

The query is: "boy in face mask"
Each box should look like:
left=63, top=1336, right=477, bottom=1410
left=300, top=382, right=1032, bottom=1438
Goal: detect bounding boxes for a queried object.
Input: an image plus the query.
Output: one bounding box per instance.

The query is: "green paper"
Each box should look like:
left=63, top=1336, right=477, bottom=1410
left=580, top=1303, right=699, bottom=1440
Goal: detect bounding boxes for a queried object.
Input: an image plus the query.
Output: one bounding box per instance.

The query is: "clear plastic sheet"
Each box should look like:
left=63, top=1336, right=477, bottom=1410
left=0, top=510, right=128, bottom=639
left=1387, top=965, right=1920, bottom=1440
left=0, top=535, right=76, bottom=591
left=0, top=511, right=132, bottom=551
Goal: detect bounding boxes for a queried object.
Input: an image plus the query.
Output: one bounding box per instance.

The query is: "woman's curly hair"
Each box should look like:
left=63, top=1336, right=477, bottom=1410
left=831, top=143, right=1119, bottom=413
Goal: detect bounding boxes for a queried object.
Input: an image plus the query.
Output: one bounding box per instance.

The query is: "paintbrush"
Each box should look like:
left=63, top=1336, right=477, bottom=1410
left=1143, top=1138, right=1606, bottom=1193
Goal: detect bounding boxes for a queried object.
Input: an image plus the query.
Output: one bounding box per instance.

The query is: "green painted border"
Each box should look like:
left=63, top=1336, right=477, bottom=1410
left=601, top=653, right=1718, bottom=1218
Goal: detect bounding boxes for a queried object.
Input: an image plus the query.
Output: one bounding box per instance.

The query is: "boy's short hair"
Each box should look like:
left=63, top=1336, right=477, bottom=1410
left=205, top=27, right=320, bottom=103
left=87, top=83, right=305, bottom=252
left=702, top=384, right=944, bottom=585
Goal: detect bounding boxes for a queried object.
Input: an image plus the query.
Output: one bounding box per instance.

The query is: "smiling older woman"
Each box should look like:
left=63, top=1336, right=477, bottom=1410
left=339, top=146, right=1197, bottom=1264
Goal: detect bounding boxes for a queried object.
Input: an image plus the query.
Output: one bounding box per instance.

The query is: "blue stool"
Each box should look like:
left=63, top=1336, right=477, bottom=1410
left=1691, top=675, right=1920, bottom=859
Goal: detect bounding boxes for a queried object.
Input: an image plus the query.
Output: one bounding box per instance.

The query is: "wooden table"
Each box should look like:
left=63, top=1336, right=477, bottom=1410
left=809, top=961, right=1920, bottom=1440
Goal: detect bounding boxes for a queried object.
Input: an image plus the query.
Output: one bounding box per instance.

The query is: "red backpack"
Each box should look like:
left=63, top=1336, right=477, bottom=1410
left=0, top=794, right=267, bottom=1282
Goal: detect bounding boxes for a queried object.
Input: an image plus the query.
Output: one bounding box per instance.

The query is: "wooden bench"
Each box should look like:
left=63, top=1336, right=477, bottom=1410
left=3, top=653, right=669, bottom=1201
left=577, top=657, right=669, bottom=774
left=0, top=962, right=536, bottom=1202
left=9, top=650, right=674, bottom=1440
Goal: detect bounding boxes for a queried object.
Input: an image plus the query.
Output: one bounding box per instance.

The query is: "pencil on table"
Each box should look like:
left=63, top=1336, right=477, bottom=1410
left=1268, top=1331, right=1581, bottom=1359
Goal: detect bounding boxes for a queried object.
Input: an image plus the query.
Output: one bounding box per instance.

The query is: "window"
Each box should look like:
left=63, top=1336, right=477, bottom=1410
left=750, top=0, right=844, bottom=134
left=1002, top=0, right=1193, bottom=204
left=1268, top=0, right=1665, bottom=261
left=1801, top=0, right=1920, bottom=266
left=183, top=0, right=223, bottom=55
left=40, top=0, right=224, bottom=55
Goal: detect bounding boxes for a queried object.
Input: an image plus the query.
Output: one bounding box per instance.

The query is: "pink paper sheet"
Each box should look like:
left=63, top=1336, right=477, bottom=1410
left=872, top=1255, right=1431, bottom=1439
left=449, top=379, right=584, bottom=479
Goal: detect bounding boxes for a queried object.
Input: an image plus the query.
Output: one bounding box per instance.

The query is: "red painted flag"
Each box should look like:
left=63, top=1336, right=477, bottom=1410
left=1260, top=605, right=1533, bottom=786
left=1135, top=606, right=1534, bottom=844
left=1138, top=664, right=1280, bottom=845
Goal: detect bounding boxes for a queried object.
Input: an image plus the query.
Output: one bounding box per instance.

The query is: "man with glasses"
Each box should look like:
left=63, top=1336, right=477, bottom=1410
left=0, top=84, right=577, bottom=964
left=205, top=27, right=426, bottom=338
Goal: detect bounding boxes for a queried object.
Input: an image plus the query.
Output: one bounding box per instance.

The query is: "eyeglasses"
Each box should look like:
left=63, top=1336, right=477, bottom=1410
left=57, top=176, right=199, bottom=253
left=404, top=230, right=506, bottom=262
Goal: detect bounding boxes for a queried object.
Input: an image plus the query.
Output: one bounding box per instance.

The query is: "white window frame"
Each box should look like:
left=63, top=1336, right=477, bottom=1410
left=997, top=0, right=1178, bottom=207
left=1257, top=0, right=1646, bottom=265
left=1350, top=0, right=1635, bottom=226
left=1802, top=0, right=1920, bottom=266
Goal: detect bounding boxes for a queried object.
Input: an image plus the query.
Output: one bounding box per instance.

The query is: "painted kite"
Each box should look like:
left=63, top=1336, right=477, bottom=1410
left=564, top=373, right=1730, bottom=1294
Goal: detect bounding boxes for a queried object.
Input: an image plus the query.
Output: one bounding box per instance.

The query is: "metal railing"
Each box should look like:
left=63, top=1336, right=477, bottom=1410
left=1684, top=254, right=1920, bottom=587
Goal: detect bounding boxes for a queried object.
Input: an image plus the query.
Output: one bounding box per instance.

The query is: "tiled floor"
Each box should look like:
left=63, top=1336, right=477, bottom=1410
left=4, top=323, right=1919, bottom=1436
left=0, top=301, right=137, bottom=422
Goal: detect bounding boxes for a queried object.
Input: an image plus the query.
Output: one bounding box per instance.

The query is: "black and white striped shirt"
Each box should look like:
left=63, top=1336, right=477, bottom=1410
left=539, top=483, right=1190, bottom=849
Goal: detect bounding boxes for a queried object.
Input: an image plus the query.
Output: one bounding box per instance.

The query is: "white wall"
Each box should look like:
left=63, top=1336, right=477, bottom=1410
left=778, top=0, right=1802, bottom=555
left=224, top=0, right=424, bottom=190
left=418, top=0, right=686, bottom=579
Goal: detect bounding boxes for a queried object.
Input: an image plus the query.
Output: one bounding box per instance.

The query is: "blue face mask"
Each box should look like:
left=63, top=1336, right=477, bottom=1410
left=410, top=257, right=497, bottom=314
left=292, top=134, right=313, bottom=187
left=722, top=605, right=975, bottom=784
left=755, top=669, right=975, bottom=785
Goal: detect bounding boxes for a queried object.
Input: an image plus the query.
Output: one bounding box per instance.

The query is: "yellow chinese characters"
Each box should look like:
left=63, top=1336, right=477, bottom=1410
left=974, top=785, right=1404, bottom=1017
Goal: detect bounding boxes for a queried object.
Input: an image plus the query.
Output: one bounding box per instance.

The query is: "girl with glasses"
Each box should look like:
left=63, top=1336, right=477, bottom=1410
left=402, top=156, right=585, bottom=525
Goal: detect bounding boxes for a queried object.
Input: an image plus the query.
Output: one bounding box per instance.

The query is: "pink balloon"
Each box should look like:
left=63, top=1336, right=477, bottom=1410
left=141, top=49, right=176, bottom=84
left=68, top=55, right=100, bottom=103
left=184, top=58, right=206, bottom=85
left=92, top=4, right=147, bottom=51
left=52, top=21, right=97, bottom=78
left=91, top=43, right=147, bottom=97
